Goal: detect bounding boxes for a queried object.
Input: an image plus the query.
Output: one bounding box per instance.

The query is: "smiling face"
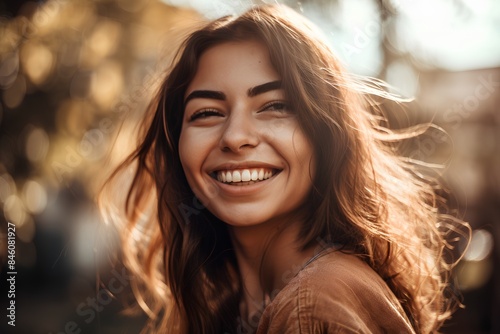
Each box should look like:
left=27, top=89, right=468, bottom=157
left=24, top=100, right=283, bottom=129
left=178, top=40, right=315, bottom=227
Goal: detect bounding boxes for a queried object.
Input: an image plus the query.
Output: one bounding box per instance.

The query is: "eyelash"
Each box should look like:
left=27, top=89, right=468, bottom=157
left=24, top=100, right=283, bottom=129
left=188, top=101, right=289, bottom=122
left=259, top=101, right=289, bottom=112
left=189, top=109, right=222, bottom=121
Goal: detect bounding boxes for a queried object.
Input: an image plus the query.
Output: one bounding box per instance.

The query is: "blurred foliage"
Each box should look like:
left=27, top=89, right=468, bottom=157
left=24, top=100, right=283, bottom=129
left=0, top=0, right=201, bottom=244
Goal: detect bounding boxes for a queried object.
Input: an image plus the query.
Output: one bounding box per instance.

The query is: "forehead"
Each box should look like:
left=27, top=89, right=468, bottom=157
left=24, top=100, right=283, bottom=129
left=186, top=40, right=280, bottom=94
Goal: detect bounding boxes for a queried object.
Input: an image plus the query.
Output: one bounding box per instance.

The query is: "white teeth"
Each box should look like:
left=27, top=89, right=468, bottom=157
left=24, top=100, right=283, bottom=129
left=241, top=169, right=251, bottom=182
left=216, top=168, right=276, bottom=183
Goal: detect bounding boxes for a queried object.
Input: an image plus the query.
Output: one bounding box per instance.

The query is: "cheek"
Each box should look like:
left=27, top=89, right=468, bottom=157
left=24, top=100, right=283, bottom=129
left=178, top=130, right=197, bottom=180
left=178, top=129, right=214, bottom=196
left=282, top=125, right=315, bottom=169
left=297, top=133, right=315, bottom=174
left=293, top=130, right=311, bottom=153
left=288, top=129, right=316, bottom=190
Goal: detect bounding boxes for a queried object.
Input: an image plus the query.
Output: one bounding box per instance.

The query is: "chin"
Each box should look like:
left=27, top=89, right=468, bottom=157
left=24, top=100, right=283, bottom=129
left=210, top=209, right=270, bottom=228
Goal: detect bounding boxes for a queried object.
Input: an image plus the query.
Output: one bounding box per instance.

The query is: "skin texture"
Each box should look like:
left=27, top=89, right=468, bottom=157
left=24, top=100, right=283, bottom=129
left=178, top=40, right=318, bottom=318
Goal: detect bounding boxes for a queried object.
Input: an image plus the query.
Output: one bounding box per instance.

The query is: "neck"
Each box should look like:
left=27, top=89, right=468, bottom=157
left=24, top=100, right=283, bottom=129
left=229, top=218, right=318, bottom=320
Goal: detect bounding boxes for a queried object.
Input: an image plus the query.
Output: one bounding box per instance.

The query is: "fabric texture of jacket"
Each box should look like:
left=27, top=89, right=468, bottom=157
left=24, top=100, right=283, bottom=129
left=254, top=248, right=416, bottom=333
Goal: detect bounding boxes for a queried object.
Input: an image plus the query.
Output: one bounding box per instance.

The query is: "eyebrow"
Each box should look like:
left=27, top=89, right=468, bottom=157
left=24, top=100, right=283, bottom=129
left=184, top=80, right=282, bottom=105
left=184, top=90, right=226, bottom=105
left=247, top=80, right=282, bottom=97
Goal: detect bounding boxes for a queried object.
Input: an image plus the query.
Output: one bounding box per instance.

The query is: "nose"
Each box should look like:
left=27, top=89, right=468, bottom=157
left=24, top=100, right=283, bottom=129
left=219, top=109, right=259, bottom=153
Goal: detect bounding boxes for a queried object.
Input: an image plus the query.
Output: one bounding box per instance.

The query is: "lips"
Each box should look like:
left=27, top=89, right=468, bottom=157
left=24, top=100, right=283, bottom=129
left=212, top=167, right=280, bottom=184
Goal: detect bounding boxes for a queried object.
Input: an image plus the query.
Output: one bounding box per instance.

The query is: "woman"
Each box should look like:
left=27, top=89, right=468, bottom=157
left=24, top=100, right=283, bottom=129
left=100, top=4, right=468, bottom=333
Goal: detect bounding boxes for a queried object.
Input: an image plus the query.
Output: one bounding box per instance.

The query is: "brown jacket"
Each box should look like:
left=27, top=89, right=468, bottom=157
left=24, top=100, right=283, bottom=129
left=255, top=249, right=416, bottom=333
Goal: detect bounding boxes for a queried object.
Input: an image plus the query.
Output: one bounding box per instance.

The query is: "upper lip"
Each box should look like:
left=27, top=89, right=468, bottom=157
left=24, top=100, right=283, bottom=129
left=209, top=161, right=283, bottom=173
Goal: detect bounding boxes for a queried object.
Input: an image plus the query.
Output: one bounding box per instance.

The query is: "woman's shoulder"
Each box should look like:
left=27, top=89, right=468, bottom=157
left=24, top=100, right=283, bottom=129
left=295, top=249, right=399, bottom=303
left=256, top=249, right=416, bottom=334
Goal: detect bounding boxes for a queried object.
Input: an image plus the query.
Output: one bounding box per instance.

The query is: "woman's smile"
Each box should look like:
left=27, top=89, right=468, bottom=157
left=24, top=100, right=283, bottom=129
left=213, top=167, right=279, bottom=184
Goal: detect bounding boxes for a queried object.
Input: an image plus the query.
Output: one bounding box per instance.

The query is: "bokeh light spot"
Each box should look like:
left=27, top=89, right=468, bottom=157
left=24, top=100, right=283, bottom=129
left=88, top=19, right=122, bottom=60
left=90, top=61, right=123, bottom=110
left=20, top=42, right=54, bottom=85
left=2, top=74, right=26, bottom=109
left=4, top=194, right=27, bottom=227
left=0, top=52, right=20, bottom=89
left=23, top=179, right=48, bottom=215
left=464, top=229, right=494, bottom=262
left=0, top=173, right=16, bottom=203
left=25, top=126, right=50, bottom=163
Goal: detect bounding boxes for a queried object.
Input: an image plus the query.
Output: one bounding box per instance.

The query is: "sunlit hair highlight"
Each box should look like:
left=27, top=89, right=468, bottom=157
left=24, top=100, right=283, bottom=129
left=99, top=4, right=469, bottom=333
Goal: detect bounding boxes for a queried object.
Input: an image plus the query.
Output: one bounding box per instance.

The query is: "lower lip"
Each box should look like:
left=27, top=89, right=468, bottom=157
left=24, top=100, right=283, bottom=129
left=210, top=173, right=279, bottom=196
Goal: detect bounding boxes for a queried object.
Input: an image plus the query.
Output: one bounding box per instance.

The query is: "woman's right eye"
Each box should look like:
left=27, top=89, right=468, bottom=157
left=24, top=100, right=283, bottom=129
left=188, top=109, right=223, bottom=122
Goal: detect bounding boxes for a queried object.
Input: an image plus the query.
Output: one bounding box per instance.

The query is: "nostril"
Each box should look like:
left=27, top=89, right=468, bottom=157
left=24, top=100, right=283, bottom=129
left=219, top=139, right=258, bottom=153
left=239, top=143, right=254, bottom=149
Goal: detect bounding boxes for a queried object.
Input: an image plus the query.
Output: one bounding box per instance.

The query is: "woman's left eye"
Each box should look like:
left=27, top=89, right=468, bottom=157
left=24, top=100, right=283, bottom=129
left=188, top=109, right=223, bottom=122
left=260, top=101, right=289, bottom=112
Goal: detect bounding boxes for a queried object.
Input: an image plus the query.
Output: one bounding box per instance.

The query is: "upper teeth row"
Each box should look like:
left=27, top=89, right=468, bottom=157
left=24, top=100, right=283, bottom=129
left=217, top=168, right=274, bottom=183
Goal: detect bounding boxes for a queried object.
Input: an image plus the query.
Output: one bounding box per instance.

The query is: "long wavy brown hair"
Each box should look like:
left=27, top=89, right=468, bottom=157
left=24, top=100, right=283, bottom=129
left=99, top=4, right=469, bottom=333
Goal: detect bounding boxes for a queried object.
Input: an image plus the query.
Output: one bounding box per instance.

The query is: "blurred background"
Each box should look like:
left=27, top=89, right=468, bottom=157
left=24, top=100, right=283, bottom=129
left=0, top=0, right=498, bottom=333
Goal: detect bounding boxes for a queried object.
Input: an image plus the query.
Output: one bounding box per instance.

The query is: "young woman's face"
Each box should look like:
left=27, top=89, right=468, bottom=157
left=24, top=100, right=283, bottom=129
left=179, top=40, right=315, bottom=227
